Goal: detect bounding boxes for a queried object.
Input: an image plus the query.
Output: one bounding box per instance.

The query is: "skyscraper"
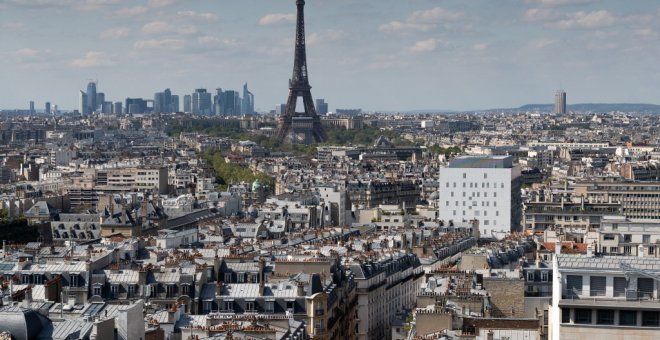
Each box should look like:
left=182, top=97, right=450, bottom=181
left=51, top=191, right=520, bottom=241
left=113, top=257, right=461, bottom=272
left=183, top=95, right=192, bottom=113
left=316, top=99, right=328, bottom=115
left=192, top=89, right=212, bottom=115
left=86, top=82, right=97, bottom=115
left=79, top=91, right=88, bottom=115
left=213, top=88, right=223, bottom=115
left=29, top=101, right=35, bottom=114
left=555, top=90, right=566, bottom=114
left=153, top=88, right=173, bottom=113
left=45, top=102, right=51, bottom=115
left=114, top=102, right=123, bottom=115
left=218, top=90, right=240, bottom=116
left=96, top=93, right=105, bottom=111
left=171, top=95, right=179, bottom=112
left=154, top=91, right=165, bottom=113
left=242, top=83, right=254, bottom=114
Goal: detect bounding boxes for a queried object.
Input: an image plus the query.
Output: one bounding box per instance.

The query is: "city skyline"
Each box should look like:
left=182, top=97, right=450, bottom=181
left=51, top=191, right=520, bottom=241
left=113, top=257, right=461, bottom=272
left=2, top=0, right=660, bottom=111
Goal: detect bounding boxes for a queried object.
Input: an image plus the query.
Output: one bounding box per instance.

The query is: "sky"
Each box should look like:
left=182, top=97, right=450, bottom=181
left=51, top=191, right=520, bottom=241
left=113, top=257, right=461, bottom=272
left=1, top=0, right=660, bottom=112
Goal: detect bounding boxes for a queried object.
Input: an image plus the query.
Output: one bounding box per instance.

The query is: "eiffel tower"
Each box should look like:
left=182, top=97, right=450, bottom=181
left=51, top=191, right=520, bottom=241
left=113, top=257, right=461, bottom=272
left=276, top=0, right=327, bottom=144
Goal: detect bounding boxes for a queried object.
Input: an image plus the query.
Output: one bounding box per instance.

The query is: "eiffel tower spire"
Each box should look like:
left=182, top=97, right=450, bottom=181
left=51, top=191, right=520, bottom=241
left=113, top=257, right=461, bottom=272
left=276, top=0, right=326, bottom=144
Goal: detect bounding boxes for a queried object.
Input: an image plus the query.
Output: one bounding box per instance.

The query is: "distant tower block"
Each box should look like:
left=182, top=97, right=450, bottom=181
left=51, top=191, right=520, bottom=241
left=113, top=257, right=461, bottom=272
left=554, top=90, right=566, bottom=114
left=276, top=0, right=327, bottom=144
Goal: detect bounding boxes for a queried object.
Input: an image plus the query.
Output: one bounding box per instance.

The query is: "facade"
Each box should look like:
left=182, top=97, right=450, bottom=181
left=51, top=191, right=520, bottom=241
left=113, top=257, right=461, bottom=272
left=555, top=90, right=566, bottom=114
left=86, top=82, right=97, bottom=115
left=79, top=91, right=88, bottom=115
left=350, top=253, right=424, bottom=340
left=316, top=99, right=328, bottom=115
left=183, top=94, right=192, bottom=113
left=192, top=89, right=212, bottom=115
left=439, top=156, right=522, bottom=237
left=573, top=181, right=660, bottom=220
left=550, top=253, right=660, bottom=340
left=95, top=166, right=169, bottom=195
left=242, top=83, right=254, bottom=114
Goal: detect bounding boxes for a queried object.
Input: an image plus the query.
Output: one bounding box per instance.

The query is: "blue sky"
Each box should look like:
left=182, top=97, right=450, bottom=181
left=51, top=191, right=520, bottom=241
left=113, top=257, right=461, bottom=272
left=1, top=0, right=660, bottom=111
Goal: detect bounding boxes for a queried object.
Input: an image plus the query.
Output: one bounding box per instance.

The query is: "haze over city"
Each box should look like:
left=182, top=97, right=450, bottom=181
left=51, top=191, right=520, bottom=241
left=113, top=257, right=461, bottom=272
left=2, top=0, right=660, bottom=111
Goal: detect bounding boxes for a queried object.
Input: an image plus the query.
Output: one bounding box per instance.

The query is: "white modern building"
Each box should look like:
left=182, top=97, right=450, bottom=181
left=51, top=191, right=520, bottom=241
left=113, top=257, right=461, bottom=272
left=438, top=156, right=522, bottom=237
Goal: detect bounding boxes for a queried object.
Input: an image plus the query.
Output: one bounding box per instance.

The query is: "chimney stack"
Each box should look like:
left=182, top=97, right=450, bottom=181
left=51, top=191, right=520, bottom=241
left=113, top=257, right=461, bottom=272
left=555, top=240, right=561, bottom=255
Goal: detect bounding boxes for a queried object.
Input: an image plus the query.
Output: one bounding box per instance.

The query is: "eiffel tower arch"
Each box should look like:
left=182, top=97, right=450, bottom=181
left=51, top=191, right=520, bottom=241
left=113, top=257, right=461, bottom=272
left=276, top=0, right=327, bottom=144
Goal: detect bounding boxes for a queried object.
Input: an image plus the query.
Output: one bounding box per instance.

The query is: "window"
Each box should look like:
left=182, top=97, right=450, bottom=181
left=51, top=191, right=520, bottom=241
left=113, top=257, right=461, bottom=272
left=610, top=247, right=618, bottom=253
left=93, top=286, right=101, bottom=296
left=70, top=275, right=78, bottom=287
left=590, top=276, right=606, bottom=296
left=223, top=301, right=233, bottom=312
left=246, top=301, right=255, bottom=312
left=642, top=311, right=660, bottom=327
left=484, top=173, right=488, bottom=179
left=620, top=310, right=637, bottom=326
left=624, top=234, right=632, bottom=243
left=650, top=246, right=656, bottom=255
left=613, top=277, right=627, bottom=297
left=463, top=173, right=466, bottom=179
left=203, top=301, right=212, bottom=313
left=111, top=284, right=119, bottom=298
left=643, top=235, right=651, bottom=244
left=562, top=308, right=571, bottom=323
left=128, top=284, right=135, bottom=297
left=265, top=301, right=274, bottom=313
left=224, top=273, right=231, bottom=283
left=574, top=309, right=592, bottom=324
left=315, top=319, right=324, bottom=330
left=527, top=272, right=534, bottom=281
left=597, top=310, right=614, bottom=325
left=566, top=275, right=583, bottom=297
left=624, top=246, right=632, bottom=255
left=541, top=271, right=549, bottom=282
left=638, top=278, right=654, bottom=298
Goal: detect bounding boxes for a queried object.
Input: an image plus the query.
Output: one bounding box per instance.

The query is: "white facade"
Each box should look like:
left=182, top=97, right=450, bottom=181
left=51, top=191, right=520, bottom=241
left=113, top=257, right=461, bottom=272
left=438, top=156, right=521, bottom=237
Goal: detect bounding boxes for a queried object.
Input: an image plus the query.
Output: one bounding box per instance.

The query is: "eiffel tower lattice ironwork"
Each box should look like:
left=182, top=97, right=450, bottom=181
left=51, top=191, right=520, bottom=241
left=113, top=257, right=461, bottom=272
left=276, top=0, right=326, bottom=144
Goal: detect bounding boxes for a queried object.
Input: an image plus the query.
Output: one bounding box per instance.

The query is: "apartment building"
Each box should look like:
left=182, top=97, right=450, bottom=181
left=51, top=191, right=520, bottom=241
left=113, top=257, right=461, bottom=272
left=439, top=156, right=522, bottom=237
left=550, top=252, right=660, bottom=340
left=350, top=252, right=424, bottom=340
left=573, top=181, right=660, bottom=220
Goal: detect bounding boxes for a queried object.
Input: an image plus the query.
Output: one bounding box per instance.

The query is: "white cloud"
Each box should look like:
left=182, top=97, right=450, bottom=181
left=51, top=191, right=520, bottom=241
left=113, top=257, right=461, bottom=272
left=409, top=39, right=437, bottom=53
left=379, top=21, right=435, bottom=33
left=525, top=0, right=599, bottom=6
left=69, top=51, right=116, bottom=68
left=408, top=7, right=464, bottom=23
left=134, top=39, right=185, bottom=50
left=177, top=11, right=219, bottom=22
left=524, top=8, right=559, bottom=21
left=197, top=36, right=240, bottom=47
left=473, top=43, right=489, bottom=51
left=100, top=27, right=131, bottom=39
left=148, top=0, right=179, bottom=8
left=380, top=7, right=463, bottom=33
left=634, top=28, right=658, bottom=40
left=142, top=21, right=198, bottom=36
left=15, top=48, right=39, bottom=58
left=554, top=10, right=616, bottom=29
left=258, top=13, right=296, bottom=26
left=115, top=6, right=147, bottom=17
left=4, top=0, right=121, bottom=11
left=307, top=30, right=344, bottom=46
